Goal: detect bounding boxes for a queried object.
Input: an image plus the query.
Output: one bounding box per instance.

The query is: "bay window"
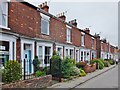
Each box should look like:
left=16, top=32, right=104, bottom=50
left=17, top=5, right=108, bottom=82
left=81, top=51, right=83, bottom=61
left=44, top=46, right=51, bottom=64
left=38, top=46, right=43, bottom=64
left=57, top=47, right=63, bottom=58
left=70, top=49, right=74, bottom=59
left=66, top=49, right=68, bottom=57
left=37, top=44, right=52, bottom=66
left=65, top=48, right=74, bottom=59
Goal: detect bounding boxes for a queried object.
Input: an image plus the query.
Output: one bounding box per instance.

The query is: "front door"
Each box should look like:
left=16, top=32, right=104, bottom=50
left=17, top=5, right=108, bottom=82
left=24, top=50, right=32, bottom=74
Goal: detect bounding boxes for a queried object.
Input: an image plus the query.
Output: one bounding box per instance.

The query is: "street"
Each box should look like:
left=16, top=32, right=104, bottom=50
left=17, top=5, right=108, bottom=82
left=75, top=65, right=118, bottom=88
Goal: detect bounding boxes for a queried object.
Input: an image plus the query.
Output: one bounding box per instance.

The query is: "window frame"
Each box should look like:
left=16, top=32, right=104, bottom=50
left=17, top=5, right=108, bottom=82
left=92, top=38, right=94, bottom=48
left=66, top=27, right=72, bottom=43
left=81, top=34, right=85, bottom=46
left=0, top=1, right=8, bottom=28
left=70, top=49, right=74, bottom=59
left=40, top=13, right=50, bottom=35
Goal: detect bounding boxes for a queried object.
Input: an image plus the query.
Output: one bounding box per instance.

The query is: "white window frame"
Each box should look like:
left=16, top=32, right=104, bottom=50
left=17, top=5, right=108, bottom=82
left=81, top=34, right=85, bottom=46
left=64, top=47, right=74, bottom=59
left=56, top=46, right=63, bottom=59
left=0, top=1, right=8, bottom=28
left=70, top=49, right=74, bottom=59
left=37, top=42, right=53, bottom=67
left=66, top=26, right=72, bottom=43
left=40, top=13, right=50, bottom=35
left=75, top=49, right=79, bottom=63
left=80, top=49, right=90, bottom=61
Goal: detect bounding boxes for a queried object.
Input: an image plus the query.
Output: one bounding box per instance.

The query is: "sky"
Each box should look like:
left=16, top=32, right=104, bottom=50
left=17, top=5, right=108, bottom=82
left=25, top=0, right=118, bottom=46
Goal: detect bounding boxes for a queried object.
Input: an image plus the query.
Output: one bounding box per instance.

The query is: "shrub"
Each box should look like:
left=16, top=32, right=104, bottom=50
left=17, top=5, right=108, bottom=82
left=108, top=60, right=115, bottom=65
left=35, top=71, right=46, bottom=77
left=50, top=55, right=61, bottom=77
left=90, top=59, right=104, bottom=70
left=76, top=61, right=87, bottom=68
left=103, top=61, right=110, bottom=67
left=51, top=56, right=79, bottom=79
left=98, top=60, right=104, bottom=69
left=70, top=66, right=80, bottom=76
left=2, top=60, right=22, bottom=83
left=33, top=56, right=40, bottom=72
left=61, top=57, right=76, bottom=78
left=80, top=68, right=86, bottom=77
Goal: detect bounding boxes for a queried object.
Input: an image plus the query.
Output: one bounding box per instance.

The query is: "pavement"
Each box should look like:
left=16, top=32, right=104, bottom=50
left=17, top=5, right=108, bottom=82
left=76, top=65, right=118, bottom=88
left=48, top=64, right=117, bottom=88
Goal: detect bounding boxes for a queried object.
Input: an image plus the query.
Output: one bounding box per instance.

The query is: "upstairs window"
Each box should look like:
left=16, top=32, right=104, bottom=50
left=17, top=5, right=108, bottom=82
left=92, top=38, right=94, bottom=48
left=81, top=34, right=85, bottom=46
left=66, top=28, right=71, bottom=43
left=41, top=13, right=50, bottom=35
left=0, top=1, right=8, bottom=27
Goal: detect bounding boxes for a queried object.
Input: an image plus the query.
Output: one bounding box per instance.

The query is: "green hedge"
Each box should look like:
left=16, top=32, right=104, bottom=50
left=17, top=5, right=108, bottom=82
left=2, top=60, right=22, bottom=83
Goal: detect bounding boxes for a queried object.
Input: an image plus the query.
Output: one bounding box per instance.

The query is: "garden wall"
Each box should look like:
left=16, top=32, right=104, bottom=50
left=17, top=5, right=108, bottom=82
left=2, top=75, right=52, bottom=88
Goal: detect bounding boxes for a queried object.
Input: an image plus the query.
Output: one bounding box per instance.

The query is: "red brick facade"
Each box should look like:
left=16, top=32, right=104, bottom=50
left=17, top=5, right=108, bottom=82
left=5, top=1, right=118, bottom=61
left=8, top=2, right=98, bottom=48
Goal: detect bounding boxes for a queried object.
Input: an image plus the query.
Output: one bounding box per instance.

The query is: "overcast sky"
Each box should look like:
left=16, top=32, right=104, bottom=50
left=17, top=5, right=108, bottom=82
left=25, top=0, right=118, bottom=46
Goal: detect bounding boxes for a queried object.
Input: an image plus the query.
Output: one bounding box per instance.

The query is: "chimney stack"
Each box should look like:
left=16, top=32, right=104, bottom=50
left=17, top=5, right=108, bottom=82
left=56, top=12, right=66, bottom=21
left=69, top=19, right=77, bottom=27
left=102, top=38, right=107, bottom=43
left=38, top=2, right=49, bottom=12
left=84, top=28, right=90, bottom=34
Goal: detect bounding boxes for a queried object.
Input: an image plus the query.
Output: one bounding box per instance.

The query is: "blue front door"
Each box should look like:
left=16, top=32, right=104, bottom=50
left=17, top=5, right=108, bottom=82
left=24, top=50, right=32, bottom=74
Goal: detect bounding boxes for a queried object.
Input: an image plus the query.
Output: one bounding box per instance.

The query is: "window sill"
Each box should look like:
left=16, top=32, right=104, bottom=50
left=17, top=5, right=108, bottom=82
left=81, top=44, right=85, bottom=47
left=66, top=41, right=72, bottom=44
left=41, top=33, right=49, bottom=36
left=0, top=25, right=10, bottom=30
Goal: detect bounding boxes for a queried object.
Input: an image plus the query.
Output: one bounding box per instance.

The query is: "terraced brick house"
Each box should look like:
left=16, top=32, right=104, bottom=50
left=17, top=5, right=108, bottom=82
left=0, top=0, right=118, bottom=74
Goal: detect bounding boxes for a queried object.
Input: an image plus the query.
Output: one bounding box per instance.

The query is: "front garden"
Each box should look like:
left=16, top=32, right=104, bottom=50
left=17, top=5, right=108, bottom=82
left=1, top=53, right=116, bottom=88
left=50, top=54, right=116, bottom=82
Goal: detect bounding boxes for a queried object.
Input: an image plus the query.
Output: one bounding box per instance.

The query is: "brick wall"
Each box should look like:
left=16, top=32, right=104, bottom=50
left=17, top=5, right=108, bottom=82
left=2, top=75, right=52, bottom=88
left=72, top=27, right=81, bottom=47
left=8, top=2, right=99, bottom=53
left=8, top=2, right=39, bottom=38
left=85, top=34, right=92, bottom=49
left=16, top=39, right=21, bottom=62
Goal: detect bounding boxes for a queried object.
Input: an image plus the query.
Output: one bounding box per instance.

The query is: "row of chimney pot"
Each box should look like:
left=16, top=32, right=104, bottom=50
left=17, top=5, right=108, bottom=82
left=38, top=2, right=104, bottom=39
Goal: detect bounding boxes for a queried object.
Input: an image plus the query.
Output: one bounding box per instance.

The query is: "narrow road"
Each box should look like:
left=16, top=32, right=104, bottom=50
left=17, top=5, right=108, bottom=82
left=75, top=65, right=118, bottom=88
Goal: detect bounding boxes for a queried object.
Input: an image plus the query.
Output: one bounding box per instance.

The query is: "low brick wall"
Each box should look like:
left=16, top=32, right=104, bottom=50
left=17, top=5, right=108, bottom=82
left=2, top=75, right=52, bottom=88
